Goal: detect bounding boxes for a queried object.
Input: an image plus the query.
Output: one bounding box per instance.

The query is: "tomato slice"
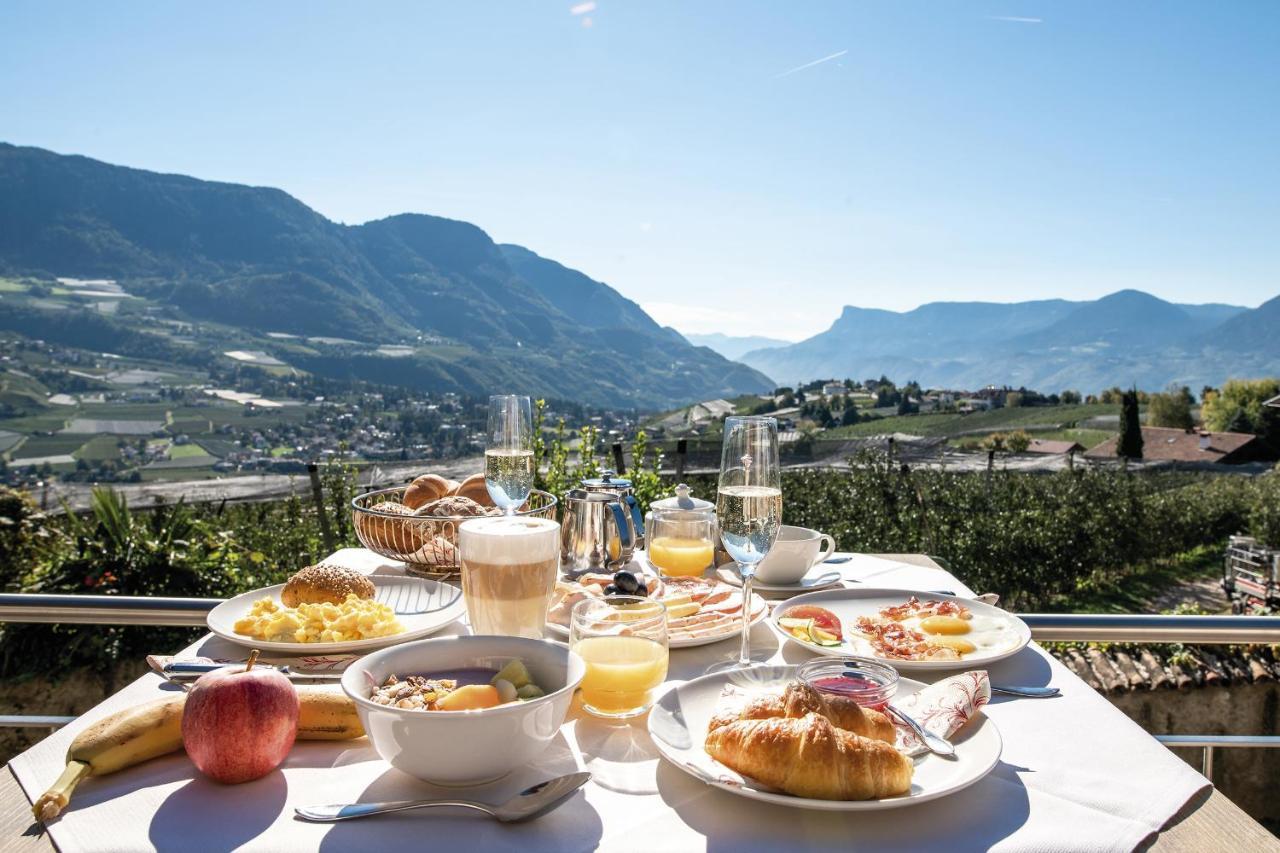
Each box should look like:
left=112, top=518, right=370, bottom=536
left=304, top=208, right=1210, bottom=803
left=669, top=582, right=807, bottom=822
left=781, top=605, right=842, bottom=639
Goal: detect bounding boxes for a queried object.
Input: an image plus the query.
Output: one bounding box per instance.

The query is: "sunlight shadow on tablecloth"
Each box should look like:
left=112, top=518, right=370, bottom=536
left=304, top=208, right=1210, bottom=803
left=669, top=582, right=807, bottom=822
left=149, top=771, right=287, bottom=852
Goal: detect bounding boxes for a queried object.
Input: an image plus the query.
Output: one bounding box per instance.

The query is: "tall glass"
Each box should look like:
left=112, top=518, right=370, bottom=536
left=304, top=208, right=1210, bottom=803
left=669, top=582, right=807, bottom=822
left=458, top=516, right=559, bottom=638
left=570, top=596, right=669, bottom=719
left=716, top=416, right=781, bottom=668
left=485, top=395, right=534, bottom=514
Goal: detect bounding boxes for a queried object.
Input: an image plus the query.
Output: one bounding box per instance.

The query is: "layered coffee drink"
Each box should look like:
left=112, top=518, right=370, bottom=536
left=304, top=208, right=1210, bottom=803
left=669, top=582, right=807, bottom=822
left=458, top=516, right=560, bottom=638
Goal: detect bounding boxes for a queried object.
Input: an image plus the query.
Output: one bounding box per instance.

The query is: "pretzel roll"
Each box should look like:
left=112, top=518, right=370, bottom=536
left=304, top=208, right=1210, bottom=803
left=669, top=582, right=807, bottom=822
left=403, top=474, right=453, bottom=510
left=454, top=473, right=495, bottom=507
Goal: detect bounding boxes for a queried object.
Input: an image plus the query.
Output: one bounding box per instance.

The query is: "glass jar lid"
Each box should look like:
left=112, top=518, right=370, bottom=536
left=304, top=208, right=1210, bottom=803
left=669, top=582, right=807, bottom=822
left=649, top=483, right=715, bottom=514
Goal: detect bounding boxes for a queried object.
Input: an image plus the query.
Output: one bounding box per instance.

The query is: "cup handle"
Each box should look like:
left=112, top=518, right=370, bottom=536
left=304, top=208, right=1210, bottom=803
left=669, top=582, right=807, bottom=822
left=812, top=534, right=836, bottom=567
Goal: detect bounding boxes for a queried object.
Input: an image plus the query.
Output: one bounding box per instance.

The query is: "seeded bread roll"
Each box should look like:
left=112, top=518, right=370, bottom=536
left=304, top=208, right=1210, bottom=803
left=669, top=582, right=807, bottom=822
left=403, top=474, right=453, bottom=510
left=413, top=495, right=495, bottom=518
left=281, top=563, right=376, bottom=607
left=453, top=473, right=495, bottom=507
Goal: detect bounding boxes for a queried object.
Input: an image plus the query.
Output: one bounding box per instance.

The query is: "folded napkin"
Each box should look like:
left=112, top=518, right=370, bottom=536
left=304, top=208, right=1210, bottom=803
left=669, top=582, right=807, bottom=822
left=145, top=653, right=359, bottom=677
left=893, top=670, right=991, bottom=756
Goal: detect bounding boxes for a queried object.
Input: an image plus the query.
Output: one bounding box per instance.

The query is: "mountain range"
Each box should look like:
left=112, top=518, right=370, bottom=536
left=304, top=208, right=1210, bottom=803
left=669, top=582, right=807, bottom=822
left=682, top=333, right=792, bottom=362
left=0, top=143, right=771, bottom=407
left=738, top=289, right=1279, bottom=393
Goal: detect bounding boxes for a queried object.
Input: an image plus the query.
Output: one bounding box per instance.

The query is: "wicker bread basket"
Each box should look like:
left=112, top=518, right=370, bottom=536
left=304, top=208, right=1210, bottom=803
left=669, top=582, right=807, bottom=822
left=351, top=486, right=558, bottom=580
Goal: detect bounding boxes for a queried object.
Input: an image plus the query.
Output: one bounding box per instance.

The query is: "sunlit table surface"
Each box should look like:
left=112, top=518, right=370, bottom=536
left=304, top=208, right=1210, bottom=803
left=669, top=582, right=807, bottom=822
left=2, top=553, right=1276, bottom=852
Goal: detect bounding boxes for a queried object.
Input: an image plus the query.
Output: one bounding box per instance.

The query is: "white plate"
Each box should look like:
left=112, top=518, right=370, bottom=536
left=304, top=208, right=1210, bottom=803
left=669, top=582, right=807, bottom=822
left=768, top=587, right=1031, bottom=671
left=545, top=592, right=768, bottom=648
left=208, top=576, right=466, bottom=654
left=649, top=665, right=1002, bottom=811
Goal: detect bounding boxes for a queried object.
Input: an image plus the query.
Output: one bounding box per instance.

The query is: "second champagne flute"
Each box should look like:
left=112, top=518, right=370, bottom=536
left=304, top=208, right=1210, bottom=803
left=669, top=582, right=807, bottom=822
left=485, top=395, right=534, bottom=514
left=716, top=415, right=781, bottom=669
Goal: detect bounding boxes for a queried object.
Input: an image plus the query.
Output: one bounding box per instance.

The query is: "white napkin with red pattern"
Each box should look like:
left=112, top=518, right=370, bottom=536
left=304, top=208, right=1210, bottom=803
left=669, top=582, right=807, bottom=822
left=894, top=670, right=991, bottom=756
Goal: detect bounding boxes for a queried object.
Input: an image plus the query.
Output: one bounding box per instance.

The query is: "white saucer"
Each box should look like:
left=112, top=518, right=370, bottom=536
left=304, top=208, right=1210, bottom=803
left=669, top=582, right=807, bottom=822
left=715, top=567, right=844, bottom=593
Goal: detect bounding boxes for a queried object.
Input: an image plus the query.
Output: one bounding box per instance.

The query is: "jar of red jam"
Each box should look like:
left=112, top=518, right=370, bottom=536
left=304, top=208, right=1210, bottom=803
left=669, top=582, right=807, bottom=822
left=798, top=657, right=899, bottom=710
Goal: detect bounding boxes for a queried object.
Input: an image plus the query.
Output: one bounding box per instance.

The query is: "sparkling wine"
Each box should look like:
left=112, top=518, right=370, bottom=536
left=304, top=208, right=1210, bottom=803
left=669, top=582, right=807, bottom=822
left=484, top=448, right=535, bottom=510
left=716, top=485, right=782, bottom=566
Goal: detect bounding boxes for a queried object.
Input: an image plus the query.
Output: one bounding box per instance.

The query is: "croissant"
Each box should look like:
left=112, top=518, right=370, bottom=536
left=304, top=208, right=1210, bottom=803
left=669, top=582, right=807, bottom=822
left=705, top=712, right=913, bottom=800
left=708, top=682, right=896, bottom=744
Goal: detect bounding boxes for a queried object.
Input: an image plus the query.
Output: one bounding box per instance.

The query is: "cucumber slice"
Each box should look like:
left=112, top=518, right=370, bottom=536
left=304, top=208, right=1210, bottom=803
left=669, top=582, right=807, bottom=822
left=492, top=659, right=532, bottom=689
left=778, top=617, right=811, bottom=630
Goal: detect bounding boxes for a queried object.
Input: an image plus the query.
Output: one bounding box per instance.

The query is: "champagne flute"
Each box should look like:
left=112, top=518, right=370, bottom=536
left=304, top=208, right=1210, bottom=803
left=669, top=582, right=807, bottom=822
left=485, top=395, right=534, bottom=514
left=716, top=416, right=781, bottom=669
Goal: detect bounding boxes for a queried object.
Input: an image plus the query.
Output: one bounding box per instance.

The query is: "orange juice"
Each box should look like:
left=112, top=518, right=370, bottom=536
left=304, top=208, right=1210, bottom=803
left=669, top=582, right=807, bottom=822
left=648, top=536, right=714, bottom=577
left=574, top=635, right=669, bottom=716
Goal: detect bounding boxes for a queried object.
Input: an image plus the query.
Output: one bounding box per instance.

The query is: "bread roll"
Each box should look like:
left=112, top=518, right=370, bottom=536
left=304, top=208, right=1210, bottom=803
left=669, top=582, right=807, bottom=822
left=281, top=563, right=376, bottom=607
left=453, top=473, right=495, bottom=507
left=413, top=495, right=494, bottom=519
left=356, top=501, right=427, bottom=555
left=705, top=713, right=912, bottom=800
left=403, top=474, right=453, bottom=510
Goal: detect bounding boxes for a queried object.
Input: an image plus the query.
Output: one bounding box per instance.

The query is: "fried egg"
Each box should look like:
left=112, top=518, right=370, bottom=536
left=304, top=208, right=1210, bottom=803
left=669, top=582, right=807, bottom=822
left=900, top=611, right=1016, bottom=657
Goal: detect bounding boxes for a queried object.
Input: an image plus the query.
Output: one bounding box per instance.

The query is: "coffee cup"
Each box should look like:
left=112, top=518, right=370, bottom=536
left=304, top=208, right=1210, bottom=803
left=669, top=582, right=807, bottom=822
left=754, top=525, right=835, bottom=585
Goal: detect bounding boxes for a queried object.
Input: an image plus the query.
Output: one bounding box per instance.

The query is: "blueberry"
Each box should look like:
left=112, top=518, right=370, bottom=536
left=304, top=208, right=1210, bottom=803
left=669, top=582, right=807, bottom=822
left=614, top=571, right=639, bottom=593
left=635, top=582, right=648, bottom=596
left=603, top=584, right=620, bottom=596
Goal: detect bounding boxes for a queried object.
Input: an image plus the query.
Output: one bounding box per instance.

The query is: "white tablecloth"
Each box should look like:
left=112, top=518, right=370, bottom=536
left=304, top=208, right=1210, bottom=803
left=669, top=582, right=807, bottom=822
left=8, top=551, right=1209, bottom=852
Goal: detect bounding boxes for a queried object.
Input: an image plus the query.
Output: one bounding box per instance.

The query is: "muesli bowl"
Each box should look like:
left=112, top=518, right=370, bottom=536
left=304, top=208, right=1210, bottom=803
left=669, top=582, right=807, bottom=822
left=351, top=486, right=557, bottom=580
left=341, top=635, right=585, bottom=785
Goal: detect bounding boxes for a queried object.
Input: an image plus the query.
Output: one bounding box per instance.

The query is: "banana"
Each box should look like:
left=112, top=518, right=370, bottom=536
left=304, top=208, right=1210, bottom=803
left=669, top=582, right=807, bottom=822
left=34, top=694, right=186, bottom=822
left=34, top=688, right=364, bottom=821
left=296, top=686, right=366, bottom=740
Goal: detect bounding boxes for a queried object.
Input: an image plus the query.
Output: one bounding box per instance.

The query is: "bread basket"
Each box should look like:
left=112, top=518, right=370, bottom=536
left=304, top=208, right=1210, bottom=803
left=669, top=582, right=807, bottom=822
left=351, top=486, right=558, bottom=580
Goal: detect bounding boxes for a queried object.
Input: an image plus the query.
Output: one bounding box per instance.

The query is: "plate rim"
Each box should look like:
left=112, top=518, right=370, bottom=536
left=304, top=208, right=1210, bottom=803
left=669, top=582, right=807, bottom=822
left=768, top=586, right=1032, bottom=670
left=545, top=590, right=768, bottom=648
left=207, top=576, right=466, bottom=653
left=648, top=665, right=1003, bottom=811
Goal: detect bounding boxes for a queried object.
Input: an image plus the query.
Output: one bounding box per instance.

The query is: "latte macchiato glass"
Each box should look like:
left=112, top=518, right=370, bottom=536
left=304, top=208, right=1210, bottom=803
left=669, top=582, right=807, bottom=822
left=459, top=516, right=560, bottom=638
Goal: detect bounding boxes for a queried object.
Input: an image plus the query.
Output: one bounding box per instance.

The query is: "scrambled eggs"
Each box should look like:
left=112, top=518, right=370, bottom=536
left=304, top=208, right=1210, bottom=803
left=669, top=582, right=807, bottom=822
left=234, top=593, right=403, bottom=643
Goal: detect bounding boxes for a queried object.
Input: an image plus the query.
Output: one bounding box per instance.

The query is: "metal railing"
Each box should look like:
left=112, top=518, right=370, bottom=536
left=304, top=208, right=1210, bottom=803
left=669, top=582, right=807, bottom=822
left=1155, top=735, right=1280, bottom=781
left=0, top=593, right=217, bottom=626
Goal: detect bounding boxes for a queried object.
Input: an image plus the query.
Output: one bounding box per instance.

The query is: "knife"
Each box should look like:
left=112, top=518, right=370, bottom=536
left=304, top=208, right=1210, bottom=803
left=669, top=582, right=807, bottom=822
left=161, top=661, right=345, bottom=684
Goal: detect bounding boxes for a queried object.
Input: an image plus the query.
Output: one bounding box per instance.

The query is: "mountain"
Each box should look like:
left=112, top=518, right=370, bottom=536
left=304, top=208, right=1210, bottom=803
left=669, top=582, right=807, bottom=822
left=0, top=143, right=772, bottom=407
left=682, top=333, right=792, bottom=361
left=742, top=292, right=1262, bottom=393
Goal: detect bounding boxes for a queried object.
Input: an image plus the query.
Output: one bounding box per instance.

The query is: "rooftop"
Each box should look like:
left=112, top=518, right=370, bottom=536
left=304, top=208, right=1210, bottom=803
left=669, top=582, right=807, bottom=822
left=1084, top=426, right=1260, bottom=464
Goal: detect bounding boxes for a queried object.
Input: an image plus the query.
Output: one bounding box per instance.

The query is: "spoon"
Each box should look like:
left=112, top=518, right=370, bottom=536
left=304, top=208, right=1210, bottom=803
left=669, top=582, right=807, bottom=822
left=823, top=556, right=852, bottom=564
left=886, top=705, right=955, bottom=758
left=991, top=684, right=1060, bottom=698
left=294, top=772, right=591, bottom=823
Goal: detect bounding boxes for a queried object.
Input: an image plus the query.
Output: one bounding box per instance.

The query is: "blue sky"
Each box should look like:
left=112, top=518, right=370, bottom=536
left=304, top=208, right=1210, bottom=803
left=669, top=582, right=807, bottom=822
left=3, top=2, right=1278, bottom=339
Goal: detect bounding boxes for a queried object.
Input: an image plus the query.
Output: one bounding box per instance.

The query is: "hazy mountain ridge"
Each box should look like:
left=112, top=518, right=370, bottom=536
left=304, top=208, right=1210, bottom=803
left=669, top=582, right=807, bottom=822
left=742, top=291, right=1266, bottom=392
left=0, top=143, right=772, bottom=406
left=682, top=333, right=792, bottom=361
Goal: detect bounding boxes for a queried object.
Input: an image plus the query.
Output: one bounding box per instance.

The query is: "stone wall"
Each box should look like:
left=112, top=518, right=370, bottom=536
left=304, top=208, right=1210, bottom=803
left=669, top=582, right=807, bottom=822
left=1109, top=682, right=1280, bottom=833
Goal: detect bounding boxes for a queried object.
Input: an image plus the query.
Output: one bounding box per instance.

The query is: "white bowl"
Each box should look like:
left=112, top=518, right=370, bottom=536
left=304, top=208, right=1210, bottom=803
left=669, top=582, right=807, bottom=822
left=341, top=635, right=585, bottom=785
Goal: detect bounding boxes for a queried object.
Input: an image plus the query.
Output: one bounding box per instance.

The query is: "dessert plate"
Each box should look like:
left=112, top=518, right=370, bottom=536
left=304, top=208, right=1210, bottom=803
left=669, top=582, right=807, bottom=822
left=769, top=587, right=1031, bottom=671
left=208, top=576, right=466, bottom=654
left=648, top=665, right=1001, bottom=811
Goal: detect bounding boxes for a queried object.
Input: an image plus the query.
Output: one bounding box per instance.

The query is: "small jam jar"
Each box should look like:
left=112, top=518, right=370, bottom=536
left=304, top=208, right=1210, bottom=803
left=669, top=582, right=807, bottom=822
left=798, top=657, right=899, bottom=710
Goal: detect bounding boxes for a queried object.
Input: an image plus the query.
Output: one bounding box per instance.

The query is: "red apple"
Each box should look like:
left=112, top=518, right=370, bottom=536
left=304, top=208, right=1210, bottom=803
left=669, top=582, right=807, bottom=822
left=181, top=652, right=299, bottom=784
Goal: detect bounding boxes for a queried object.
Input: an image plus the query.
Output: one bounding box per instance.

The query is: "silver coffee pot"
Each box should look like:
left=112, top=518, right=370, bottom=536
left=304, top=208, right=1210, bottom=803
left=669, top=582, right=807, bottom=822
left=560, top=489, right=635, bottom=574
left=580, top=471, right=646, bottom=551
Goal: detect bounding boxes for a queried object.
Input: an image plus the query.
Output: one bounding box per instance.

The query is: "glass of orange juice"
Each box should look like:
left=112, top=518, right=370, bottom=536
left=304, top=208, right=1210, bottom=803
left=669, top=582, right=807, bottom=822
left=646, top=509, right=715, bottom=578
left=570, top=596, right=669, bottom=719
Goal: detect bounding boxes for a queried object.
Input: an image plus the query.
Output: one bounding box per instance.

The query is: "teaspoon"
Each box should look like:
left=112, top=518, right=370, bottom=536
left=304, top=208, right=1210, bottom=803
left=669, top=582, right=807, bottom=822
left=295, top=771, right=591, bottom=823
left=886, top=705, right=955, bottom=758
left=991, top=684, right=1060, bottom=698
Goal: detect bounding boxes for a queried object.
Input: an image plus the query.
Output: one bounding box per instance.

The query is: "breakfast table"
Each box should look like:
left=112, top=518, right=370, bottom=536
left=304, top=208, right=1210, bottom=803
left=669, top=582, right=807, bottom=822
left=2, top=551, right=1276, bottom=853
